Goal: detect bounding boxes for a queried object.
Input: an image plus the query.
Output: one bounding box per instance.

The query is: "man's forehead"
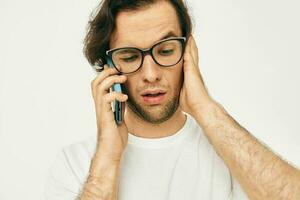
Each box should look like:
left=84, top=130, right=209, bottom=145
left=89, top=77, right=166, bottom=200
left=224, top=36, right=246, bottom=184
left=110, top=1, right=181, bottom=49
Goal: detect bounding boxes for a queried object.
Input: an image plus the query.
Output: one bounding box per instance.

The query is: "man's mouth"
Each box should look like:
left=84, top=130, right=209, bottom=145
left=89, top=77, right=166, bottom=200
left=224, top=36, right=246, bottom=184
left=141, top=90, right=167, bottom=105
left=142, top=93, right=165, bottom=97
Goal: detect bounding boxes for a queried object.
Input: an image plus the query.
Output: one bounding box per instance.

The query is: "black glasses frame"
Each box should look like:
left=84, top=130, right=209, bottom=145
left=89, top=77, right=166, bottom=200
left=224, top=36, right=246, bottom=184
left=106, top=36, right=186, bottom=75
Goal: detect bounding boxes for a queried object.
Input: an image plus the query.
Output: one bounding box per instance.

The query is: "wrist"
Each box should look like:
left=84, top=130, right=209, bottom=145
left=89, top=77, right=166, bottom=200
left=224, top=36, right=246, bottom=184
left=89, top=149, right=121, bottom=176
left=193, top=99, right=224, bottom=129
left=96, top=140, right=124, bottom=162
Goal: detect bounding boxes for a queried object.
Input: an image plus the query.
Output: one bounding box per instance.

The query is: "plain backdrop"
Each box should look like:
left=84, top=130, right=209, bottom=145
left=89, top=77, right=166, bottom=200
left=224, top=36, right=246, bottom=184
left=0, top=0, right=299, bottom=199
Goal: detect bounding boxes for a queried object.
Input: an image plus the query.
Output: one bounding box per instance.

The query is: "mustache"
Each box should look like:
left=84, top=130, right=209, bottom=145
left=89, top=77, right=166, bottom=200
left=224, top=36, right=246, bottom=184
left=137, top=85, right=169, bottom=92
left=122, top=84, right=170, bottom=96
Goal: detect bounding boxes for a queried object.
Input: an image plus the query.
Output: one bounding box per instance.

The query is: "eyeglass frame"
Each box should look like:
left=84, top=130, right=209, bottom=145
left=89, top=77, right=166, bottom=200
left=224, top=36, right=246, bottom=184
left=105, top=36, right=187, bottom=75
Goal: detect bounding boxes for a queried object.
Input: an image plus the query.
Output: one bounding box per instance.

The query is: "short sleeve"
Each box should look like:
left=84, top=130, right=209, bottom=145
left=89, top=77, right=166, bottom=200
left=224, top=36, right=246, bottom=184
left=44, top=149, right=84, bottom=200
left=45, top=136, right=96, bottom=200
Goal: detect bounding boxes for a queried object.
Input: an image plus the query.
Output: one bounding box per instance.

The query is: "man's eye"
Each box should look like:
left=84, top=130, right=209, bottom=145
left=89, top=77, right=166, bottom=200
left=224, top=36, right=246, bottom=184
left=159, top=49, right=174, bottom=56
left=121, top=55, right=139, bottom=62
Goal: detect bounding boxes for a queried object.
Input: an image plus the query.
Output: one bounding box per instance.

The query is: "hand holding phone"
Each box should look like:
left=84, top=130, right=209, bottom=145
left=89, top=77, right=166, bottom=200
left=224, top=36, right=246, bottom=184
left=91, top=59, right=128, bottom=163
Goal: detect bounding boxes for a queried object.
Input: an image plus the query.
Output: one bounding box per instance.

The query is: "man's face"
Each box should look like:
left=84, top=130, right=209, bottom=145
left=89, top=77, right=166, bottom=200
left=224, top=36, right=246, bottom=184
left=110, top=1, right=184, bottom=124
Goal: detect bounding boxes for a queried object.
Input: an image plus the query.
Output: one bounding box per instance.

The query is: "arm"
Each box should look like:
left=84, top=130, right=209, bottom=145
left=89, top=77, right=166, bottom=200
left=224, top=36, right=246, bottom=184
left=180, top=35, right=300, bottom=199
left=79, top=146, right=120, bottom=200
left=195, top=100, right=300, bottom=199
left=79, top=66, right=129, bottom=199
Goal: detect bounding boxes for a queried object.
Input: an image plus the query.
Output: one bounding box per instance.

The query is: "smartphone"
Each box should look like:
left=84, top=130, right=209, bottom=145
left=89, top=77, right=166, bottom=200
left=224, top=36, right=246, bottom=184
left=106, top=57, right=123, bottom=124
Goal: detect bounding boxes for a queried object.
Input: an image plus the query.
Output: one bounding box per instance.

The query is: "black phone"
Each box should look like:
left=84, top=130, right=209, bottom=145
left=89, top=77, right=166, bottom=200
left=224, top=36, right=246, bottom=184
left=106, top=57, right=123, bottom=124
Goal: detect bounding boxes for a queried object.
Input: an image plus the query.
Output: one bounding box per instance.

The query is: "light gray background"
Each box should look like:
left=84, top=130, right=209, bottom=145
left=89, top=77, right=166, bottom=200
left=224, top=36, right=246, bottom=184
left=0, top=0, right=299, bottom=199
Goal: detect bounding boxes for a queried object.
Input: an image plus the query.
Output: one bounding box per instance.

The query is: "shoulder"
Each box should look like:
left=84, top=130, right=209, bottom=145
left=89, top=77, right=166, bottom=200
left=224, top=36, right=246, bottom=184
left=60, top=135, right=97, bottom=177
left=46, top=136, right=97, bottom=188
left=45, top=136, right=97, bottom=199
left=62, top=135, right=97, bottom=163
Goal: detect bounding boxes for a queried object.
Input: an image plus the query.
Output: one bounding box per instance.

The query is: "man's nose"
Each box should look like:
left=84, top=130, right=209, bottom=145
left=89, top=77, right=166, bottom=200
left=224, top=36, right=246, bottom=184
left=140, top=54, right=162, bottom=83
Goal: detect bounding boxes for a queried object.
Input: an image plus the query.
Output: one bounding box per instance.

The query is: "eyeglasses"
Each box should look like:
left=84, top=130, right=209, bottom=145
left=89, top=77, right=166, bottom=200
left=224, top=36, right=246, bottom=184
left=106, top=37, right=186, bottom=74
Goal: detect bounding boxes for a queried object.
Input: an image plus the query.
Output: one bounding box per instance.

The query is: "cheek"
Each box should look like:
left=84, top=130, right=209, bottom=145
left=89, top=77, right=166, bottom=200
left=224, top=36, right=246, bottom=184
left=172, top=63, right=184, bottom=92
left=122, top=78, right=135, bottom=96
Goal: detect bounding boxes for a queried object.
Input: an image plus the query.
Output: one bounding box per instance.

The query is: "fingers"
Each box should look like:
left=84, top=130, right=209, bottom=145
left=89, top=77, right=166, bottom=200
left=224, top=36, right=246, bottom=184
left=97, top=75, right=127, bottom=96
left=103, top=92, right=128, bottom=103
left=101, top=92, right=128, bottom=112
left=91, top=64, right=128, bottom=122
left=190, top=36, right=199, bottom=65
left=91, top=65, right=119, bottom=92
left=91, top=65, right=125, bottom=98
left=184, top=35, right=199, bottom=66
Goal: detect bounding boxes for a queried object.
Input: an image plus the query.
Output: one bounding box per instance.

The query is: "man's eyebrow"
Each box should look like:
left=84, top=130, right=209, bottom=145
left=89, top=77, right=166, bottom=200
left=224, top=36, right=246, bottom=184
left=112, top=31, right=180, bottom=50
left=159, top=31, right=179, bottom=40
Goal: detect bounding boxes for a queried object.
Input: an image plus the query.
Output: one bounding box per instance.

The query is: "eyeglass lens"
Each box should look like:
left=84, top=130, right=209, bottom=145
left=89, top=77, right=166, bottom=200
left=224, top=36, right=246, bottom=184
left=111, top=39, right=183, bottom=74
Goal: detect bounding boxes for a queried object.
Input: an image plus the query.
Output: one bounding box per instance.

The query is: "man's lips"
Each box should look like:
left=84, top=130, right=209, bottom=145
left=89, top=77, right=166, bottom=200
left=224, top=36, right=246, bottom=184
left=140, top=90, right=167, bottom=105
left=140, top=89, right=167, bottom=96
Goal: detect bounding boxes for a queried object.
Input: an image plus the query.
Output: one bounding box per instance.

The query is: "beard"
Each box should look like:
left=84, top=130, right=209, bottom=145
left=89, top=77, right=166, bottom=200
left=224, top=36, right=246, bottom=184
left=123, top=86, right=180, bottom=124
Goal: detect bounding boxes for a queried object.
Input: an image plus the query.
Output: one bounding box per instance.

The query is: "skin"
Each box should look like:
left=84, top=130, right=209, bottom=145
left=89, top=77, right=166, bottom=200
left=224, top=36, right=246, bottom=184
left=83, top=1, right=300, bottom=199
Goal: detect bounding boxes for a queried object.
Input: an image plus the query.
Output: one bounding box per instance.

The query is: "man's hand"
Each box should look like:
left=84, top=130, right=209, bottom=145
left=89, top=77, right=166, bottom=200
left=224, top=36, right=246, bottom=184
left=80, top=65, right=129, bottom=200
left=91, top=65, right=129, bottom=163
left=179, top=35, right=215, bottom=118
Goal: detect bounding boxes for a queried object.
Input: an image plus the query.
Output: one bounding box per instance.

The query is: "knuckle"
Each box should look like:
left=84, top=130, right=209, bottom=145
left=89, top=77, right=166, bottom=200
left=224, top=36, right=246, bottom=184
left=97, top=83, right=106, bottom=93
left=110, top=91, right=118, bottom=97
left=104, top=67, right=114, bottom=74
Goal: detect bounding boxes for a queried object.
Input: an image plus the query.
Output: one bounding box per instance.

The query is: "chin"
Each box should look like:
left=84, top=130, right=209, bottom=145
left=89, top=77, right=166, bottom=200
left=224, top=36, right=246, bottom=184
left=127, top=94, right=180, bottom=124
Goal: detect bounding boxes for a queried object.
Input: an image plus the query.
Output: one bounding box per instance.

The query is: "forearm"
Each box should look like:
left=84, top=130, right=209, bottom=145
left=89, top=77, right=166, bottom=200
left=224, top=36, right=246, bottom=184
left=195, top=101, right=300, bottom=199
left=79, top=150, right=121, bottom=200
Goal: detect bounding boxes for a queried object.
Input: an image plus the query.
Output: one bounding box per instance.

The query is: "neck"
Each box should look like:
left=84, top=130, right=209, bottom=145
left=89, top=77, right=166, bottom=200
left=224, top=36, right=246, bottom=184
left=124, top=106, right=187, bottom=138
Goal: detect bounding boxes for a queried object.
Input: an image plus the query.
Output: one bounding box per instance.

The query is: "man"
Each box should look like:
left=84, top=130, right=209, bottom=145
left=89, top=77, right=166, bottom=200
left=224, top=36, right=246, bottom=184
left=45, top=0, right=300, bottom=199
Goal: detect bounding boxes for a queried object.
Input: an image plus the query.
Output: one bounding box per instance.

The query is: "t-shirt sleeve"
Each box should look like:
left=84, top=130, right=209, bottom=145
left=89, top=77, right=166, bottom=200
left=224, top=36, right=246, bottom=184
left=44, top=149, right=84, bottom=200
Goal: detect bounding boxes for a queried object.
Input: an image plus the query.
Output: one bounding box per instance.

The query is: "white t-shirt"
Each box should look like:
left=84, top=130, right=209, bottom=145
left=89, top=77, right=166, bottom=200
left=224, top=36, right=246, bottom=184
left=45, top=113, right=249, bottom=200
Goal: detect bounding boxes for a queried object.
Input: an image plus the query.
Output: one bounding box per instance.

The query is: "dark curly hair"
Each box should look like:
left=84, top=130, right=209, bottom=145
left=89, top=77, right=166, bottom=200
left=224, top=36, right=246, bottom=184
left=83, top=0, right=193, bottom=72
